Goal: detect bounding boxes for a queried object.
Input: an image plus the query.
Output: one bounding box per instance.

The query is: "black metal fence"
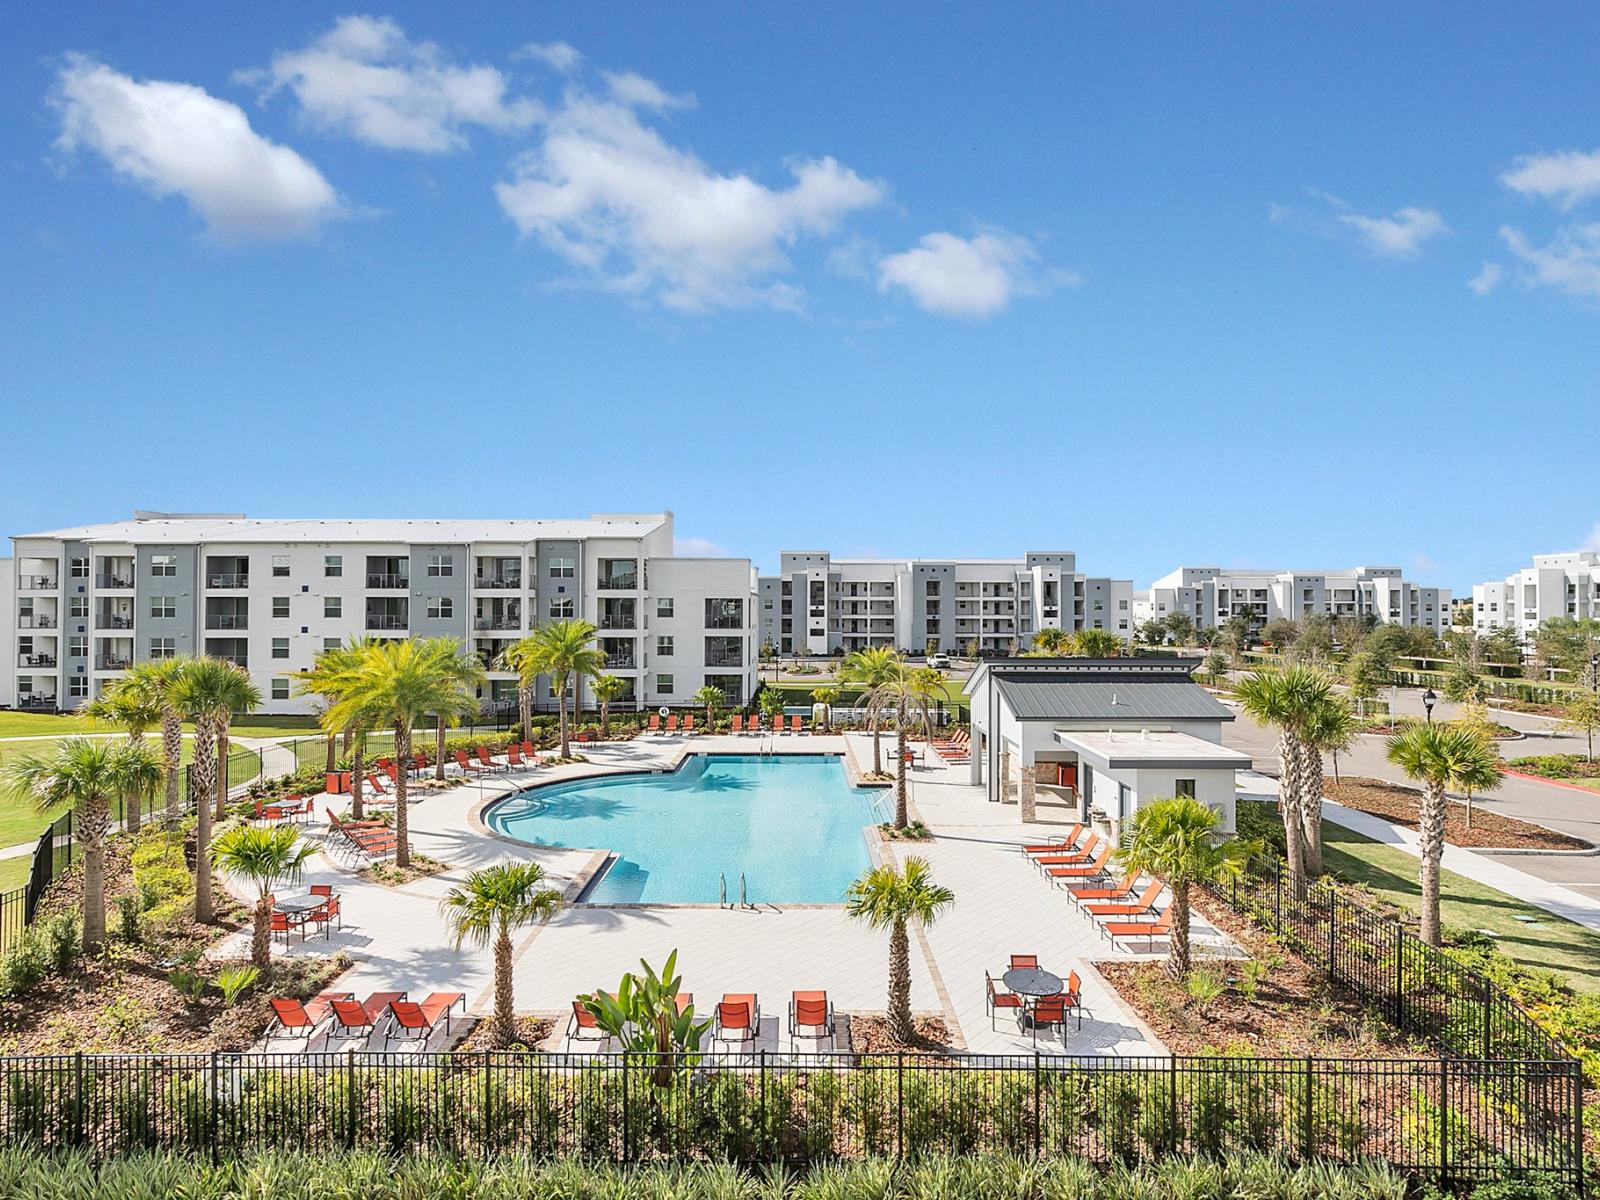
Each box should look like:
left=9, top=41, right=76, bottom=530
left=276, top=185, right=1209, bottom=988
left=0, top=810, right=75, bottom=953
left=0, top=1051, right=1580, bottom=1186
left=1221, top=859, right=1569, bottom=1064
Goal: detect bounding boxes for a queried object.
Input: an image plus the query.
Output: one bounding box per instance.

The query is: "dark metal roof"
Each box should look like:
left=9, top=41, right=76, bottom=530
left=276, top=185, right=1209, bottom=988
left=994, top=678, right=1234, bottom=722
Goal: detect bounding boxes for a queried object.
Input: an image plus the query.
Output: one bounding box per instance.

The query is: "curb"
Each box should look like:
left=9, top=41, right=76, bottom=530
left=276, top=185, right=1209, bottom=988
left=1503, top=768, right=1600, bottom=795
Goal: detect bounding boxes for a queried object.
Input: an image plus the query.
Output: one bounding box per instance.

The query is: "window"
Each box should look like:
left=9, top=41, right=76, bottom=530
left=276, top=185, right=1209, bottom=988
left=546, top=679, right=573, bottom=699
left=549, top=557, right=575, bottom=578
left=271, top=678, right=290, bottom=701
left=1175, top=779, right=1197, bottom=799
left=69, top=597, right=88, bottom=618
left=657, top=597, right=674, bottom=618
left=69, top=677, right=89, bottom=699
left=323, top=637, right=341, bottom=652
left=324, top=596, right=342, bottom=618
left=324, top=555, right=343, bottom=577
left=705, top=598, right=744, bottom=629
left=656, top=636, right=674, bottom=657
left=151, top=554, right=176, bottom=577
left=272, top=637, right=290, bottom=659
left=549, top=598, right=574, bottom=618
left=272, top=596, right=290, bottom=619
left=149, top=637, right=175, bottom=659
left=70, top=557, right=89, bottom=578
left=427, top=597, right=454, bottom=619
left=68, top=636, right=87, bottom=658
left=150, top=596, right=175, bottom=619
left=1117, top=782, right=1132, bottom=821
left=656, top=674, right=674, bottom=695
left=427, top=554, right=453, bottom=577
left=926, top=580, right=940, bottom=595
left=272, top=555, right=291, bottom=577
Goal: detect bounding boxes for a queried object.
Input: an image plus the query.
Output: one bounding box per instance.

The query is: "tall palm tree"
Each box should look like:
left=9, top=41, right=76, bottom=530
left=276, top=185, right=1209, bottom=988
left=441, top=862, right=563, bottom=1048
left=1, top=737, right=162, bottom=951
left=210, top=824, right=315, bottom=967
left=1233, top=665, right=1333, bottom=880
left=1298, top=694, right=1359, bottom=874
left=173, top=658, right=262, bottom=921
left=845, top=857, right=953, bottom=1043
left=1071, top=628, right=1123, bottom=657
left=423, top=637, right=487, bottom=781
left=116, top=658, right=190, bottom=826
left=1027, top=627, right=1074, bottom=655
left=495, top=633, right=541, bottom=745
left=516, top=620, right=604, bottom=760
left=295, top=638, right=382, bottom=816
left=840, top=646, right=901, bottom=776
left=1385, top=724, right=1504, bottom=946
left=863, top=664, right=943, bottom=828
left=83, top=675, right=164, bottom=832
left=325, top=639, right=478, bottom=868
left=591, top=674, right=627, bottom=738
left=1113, top=796, right=1255, bottom=977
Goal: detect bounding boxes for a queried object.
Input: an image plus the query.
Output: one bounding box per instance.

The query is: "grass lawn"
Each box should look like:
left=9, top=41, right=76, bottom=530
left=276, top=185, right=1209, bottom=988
left=0, top=712, right=99, bottom=738
left=0, top=854, right=31, bottom=893
left=1321, top=820, right=1600, bottom=995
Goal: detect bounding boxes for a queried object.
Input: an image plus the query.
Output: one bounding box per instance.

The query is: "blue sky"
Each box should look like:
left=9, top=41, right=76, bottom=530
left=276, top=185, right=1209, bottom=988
left=3, top=4, right=1599, bottom=588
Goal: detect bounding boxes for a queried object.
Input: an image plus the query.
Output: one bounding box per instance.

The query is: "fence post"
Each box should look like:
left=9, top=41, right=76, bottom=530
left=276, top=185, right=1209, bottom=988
left=1033, top=1051, right=1042, bottom=1157
left=209, top=1050, right=219, bottom=1162
left=1571, top=1061, right=1586, bottom=1199
left=346, top=1049, right=357, bottom=1149
left=73, top=1051, right=85, bottom=1150
left=620, top=1054, right=630, bottom=1162
left=896, top=1053, right=904, bottom=1160
left=1168, top=1055, right=1179, bottom=1156
left=1301, top=1057, right=1314, bottom=1162
left=1438, top=1057, right=1450, bottom=1188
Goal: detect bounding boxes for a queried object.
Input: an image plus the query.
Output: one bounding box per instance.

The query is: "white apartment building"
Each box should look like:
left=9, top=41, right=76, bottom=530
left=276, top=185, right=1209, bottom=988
left=1472, top=550, right=1600, bottom=642
left=8, top=512, right=757, bottom=715
left=1135, top=565, right=1450, bottom=635
left=757, top=551, right=1133, bottom=656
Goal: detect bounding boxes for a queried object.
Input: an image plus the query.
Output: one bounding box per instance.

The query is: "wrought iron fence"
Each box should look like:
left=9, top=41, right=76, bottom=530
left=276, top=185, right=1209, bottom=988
left=1220, top=859, right=1569, bottom=1064
left=0, top=1051, right=1580, bottom=1186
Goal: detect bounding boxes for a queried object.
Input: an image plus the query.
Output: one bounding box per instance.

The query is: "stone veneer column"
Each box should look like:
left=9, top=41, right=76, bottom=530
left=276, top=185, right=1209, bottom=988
left=1019, top=764, right=1037, bottom=823
left=999, top=746, right=1014, bottom=804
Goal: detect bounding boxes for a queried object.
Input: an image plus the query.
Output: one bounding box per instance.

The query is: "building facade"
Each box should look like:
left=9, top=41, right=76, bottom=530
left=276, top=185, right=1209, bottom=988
left=757, top=551, right=1133, bottom=657
left=9, top=512, right=757, bottom=715
left=1134, top=565, right=1450, bottom=637
left=1472, top=551, right=1600, bottom=642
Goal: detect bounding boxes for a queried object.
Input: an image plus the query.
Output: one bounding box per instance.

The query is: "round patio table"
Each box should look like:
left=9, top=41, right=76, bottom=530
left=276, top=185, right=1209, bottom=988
left=273, top=894, right=326, bottom=916
left=1002, top=967, right=1063, bottom=999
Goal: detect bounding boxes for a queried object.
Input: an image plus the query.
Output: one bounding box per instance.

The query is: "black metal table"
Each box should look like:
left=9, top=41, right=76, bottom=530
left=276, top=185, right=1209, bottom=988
left=1002, top=968, right=1063, bottom=1042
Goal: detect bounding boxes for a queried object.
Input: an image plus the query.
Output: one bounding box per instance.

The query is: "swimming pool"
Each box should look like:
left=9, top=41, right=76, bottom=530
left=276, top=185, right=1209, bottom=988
left=486, top=754, right=886, bottom=905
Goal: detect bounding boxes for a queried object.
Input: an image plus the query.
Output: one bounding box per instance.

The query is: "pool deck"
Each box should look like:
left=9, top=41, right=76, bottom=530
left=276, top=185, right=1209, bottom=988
left=217, top=731, right=1217, bottom=1057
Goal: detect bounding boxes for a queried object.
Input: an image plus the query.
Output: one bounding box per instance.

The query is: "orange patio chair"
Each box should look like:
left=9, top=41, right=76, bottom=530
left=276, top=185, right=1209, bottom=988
left=647, top=713, right=660, bottom=734
left=1008, top=954, right=1039, bottom=970
left=384, top=992, right=466, bottom=1049
left=1032, top=832, right=1101, bottom=871
left=475, top=745, right=508, bottom=772
left=714, top=993, right=760, bottom=1054
left=1044, top=844, right=1113, bottom=884
left=1021, top=826, right=1083, bottom=856
left=364, top=773, right=390, bottom=797
left=986, top=972, right=1024, bottom=1031
left=790, top=714, right=802, bottom=733
left=566, top=998, right=610, bottom=1048
left=683, top=714, right=695, bottom=733
left=454, top=749, right=486, bottom=775
left=1102, top=908, right=1174, bottom=951
left=666, top=714, right=679, bottom=733
left=731, top=714, right=744, bottom=734
left=1085, top=880, right=1164, bottom=919
left=1066, top=873, right=1138, bottom=905
left=788, top=990, right=834, bottom=1045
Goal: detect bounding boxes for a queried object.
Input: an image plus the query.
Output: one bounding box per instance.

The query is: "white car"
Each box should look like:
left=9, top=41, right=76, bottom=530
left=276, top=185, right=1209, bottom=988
left=927, top=653, right=951, bottom=669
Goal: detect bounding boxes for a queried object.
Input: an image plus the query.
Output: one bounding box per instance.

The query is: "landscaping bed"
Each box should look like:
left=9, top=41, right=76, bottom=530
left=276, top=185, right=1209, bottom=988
left=1326, top=777, right=1587, bottom=850
left=1508, top=754, right=1600, bottom=791
left=847, top=1014, right=954, bottom=1054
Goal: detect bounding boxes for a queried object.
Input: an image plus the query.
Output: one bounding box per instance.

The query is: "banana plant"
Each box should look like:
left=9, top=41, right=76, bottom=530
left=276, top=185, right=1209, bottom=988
left=580, top=950, right=710, bottom=1087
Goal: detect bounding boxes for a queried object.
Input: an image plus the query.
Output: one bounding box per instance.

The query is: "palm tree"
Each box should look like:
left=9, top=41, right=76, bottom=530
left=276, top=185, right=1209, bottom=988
left=1386, top=724, right=1504, bottom=946
left=173, top=658, right=261, bottom=923
left=1027, top=627, right=1074, bottom=655
left=1114, top=796, right=1254, bottom=977
left=811, top=685, right=840, bottom=732
left=294, top=639, right=381, bottom=817
left=495, top=634, right=541, bottom=745
left=83, top=675, right=163, bottom=832
left=1, top=737, right=163, bottom=951
left=691, top=684, right=724, bottom=729
left=516, top=620, right=604, bottom=759
left=1071, top=628, right=1123, bottom=657
left=424, top=637, right=487, bottom=781
left=844, top=857, right=953, bottom=1043
left=1298, top=694, right=1359, bottom=874
left=441, top=862, right=563, bottom=1048
left=210, top=823, right=315, bottom=967
left=325, top=639, right=478, bottom=868
left=591, top=674, right=627, bottom=738
left=116, top=658, right=190, bottom=826
left=1233, top=665, right=1333, bottom=880
left=840, top=647, right=901, bottom=776
left=862, top=664, right=943, bottom=828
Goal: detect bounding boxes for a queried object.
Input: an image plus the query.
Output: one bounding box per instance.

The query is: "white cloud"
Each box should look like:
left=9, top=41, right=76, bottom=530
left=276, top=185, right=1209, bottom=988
left=1501, top=149, right=1600, bottom=211
left=603, top=70, right=693, bottom=111
left=51, top=55, right=340, bottom=241
left=1467, top=262, right=1502, bottom=296
left=516, top=41, right=581, bottom=73
left=673, top=536, right=728, bottom=557
left=1583, top=522, right=1600, bottom=554
left=1413, top=552, right=1439, bottom=575
left=1336, top=206, right=1448, bottom=259
left=876, top=229, right=1069, bottom=319
left=249, top=15, right=539, bottom=153
left=496, top=83, right=884, bottom=310
left=1500, top=223, right=1600, bottom=297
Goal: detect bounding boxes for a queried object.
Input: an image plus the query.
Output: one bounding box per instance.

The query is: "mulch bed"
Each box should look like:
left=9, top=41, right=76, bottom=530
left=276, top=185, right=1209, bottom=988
left=1327, top=777, right=1588, bottom=851
left=359, top=853, right=450, bottom=886
left=847, top=1015, right=954, bottom=1054
left=458, top=1015, right=554, bottom=1052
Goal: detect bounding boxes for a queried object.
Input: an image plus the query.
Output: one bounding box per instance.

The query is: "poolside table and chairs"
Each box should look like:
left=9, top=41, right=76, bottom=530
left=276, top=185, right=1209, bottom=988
left=270, top=885, right=342, bottom=943
left=991, top=957, right=1086, bottom=1046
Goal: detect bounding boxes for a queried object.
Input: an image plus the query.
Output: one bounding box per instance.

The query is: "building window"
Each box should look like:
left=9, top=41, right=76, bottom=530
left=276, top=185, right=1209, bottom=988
left=1117, top=782, right=1132, bottom=821
left=1175, top=779, right=1197, bottom=799
left=656, top=674, right=674, bottom=695
left=324, top=555, right=343, bottom=577
left=656, top=636, right=674, bottom=657
left=69, top=677, right=89, bottom=699
left=149, top=637, right=175, bottom=660
left=926, top=580, right=940, bottom=595
left=271, top=678, right=290, bottom=701
left=70, top=597, right=88, bottom=618
left=427, top=554, right=453, bottom=577
left=427, top=597, right=453, bottom=619
left=549, top=557, right=575, bottom=578
left=705, top=598, right=744, bottom=629
left=68, top=636, right=87, bottom=658
left=549, top=598, right=574, bottom=618
left=70, top=557, right=89, bottom=578
left=657, top=598, right=674, bottom=618
left=150, top=596, right=175, bottom=619
left=546, top=680, right=573, bottom=699
left=272, top=597, right=290, bottom=619
left=273, top=555, right=291, bottom=577
left=324, top=596, right=342, bottom=618
left=272, top=637, right=290, bottom=659
left=323, top=637, right=341, bottom=652
left=151, top=554, right=177, bottom=577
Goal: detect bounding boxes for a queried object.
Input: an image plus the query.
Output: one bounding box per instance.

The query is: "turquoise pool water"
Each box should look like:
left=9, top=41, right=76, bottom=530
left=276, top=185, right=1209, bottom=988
left=486, top=755, right=885, bottom=904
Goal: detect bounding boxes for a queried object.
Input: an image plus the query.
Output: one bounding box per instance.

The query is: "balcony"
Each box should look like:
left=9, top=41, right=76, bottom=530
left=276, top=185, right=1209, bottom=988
left=475, top=616, right=521, bottom=631
left=97, top=614, right=135, bottom=630
left=205, top=614, right=248, bottom=630
left=596, top=573, right=638, bottom=591
left=97, top=656, right=131, bottom=671
left=367, top=573, right=410, bottom=590
left=207, top=573, right=249, bottom=589
left=366, top=614, right=408, bottom=631
left=20, top=575, right=58, bottom=591
left=603, top=652, right=637, bottom=669
left=704, top=653, right=744, bottom=668
left=18, top=694, right=58, bottom=711
left=21, top=654, right=56, bottom=668
left=95, top=575, right=134, bottom=590
left=19, top=615, right=56, bottom=629
left=474, top=575, right=522, bottom=590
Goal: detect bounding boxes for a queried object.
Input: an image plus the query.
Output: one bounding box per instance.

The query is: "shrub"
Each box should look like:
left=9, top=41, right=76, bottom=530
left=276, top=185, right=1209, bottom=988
left=114, top=894, right=141, bottom=944
left=167, top=969, right=207, bottom=1004
left=41, top=913, right=77, bottom=974
left=0, top=928, right=52, bottom=998
left=216, top=964, right=260, bottom=1007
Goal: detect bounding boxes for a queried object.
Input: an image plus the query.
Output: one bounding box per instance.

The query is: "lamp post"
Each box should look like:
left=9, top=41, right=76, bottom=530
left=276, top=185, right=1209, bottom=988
left=1422, top=688, right=1437, bottom=723
left=1590, top=653, right=1598, bottom=695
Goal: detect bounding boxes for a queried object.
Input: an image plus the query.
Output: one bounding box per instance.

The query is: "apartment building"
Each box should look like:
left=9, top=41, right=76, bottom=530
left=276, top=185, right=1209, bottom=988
left=8, top=512, right=757, bottom=715
left=1472, top=550, right=1600, bottom=642
left=1134, top=565, right=1450, bottom=636
left=757, top=551, right=1133, bottom=656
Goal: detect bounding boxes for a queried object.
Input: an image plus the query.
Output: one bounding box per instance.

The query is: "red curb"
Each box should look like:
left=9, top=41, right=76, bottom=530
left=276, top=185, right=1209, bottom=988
left=1503, top=768, right=1600, bottom=794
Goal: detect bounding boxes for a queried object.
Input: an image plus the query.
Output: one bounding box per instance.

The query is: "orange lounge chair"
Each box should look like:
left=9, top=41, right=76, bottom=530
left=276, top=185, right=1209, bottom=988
left=384, top=992, right=466, bottom=1048
left=1031, top=833, right=1101, bottom=870
left=566, top=998, right=610, bottom=1047
left=986, top=972, right=1024, bottom=1031
left=666, top=714, right=679, bottom=733
left=1020, top=826, right=1083, bottom=856
left=380, top=760, right=403, bottom=787
left=731, top=714, right=744, bottom=734
left=750, top=714, right=764, bottom=734
left=476, top=746, right=508, bottom=772
left=790, top=714, right=802, bottom=733
left=520, top=740, right=537, bottom=759
left=683, top=714, right=695, bottom=734
left=1066, top=873, right=1138, bottom=905
left=1102, top=908, right=1174, bottom=950
left=675, top=992, right=694, bottom=1016
left=266, top=990, right=355, bottom=1042
left=713, top=993, right=759, bottom=1053
left=364, top=773, right=390, bottom=797
left=648, top=713, right=661, bottom=734
left=506, top=744, right=525, bottom=767
left=411, top=751, right=429, bottom=775
left=454, top=749, right=486, bottom=775
left=1084, top=880, right=1164, bottom=919
left=1045, top=845, right=1113, bottom=884
left=789, top=990, right=834, bottom=1044
left=328, top=992, right=404, bottom=1042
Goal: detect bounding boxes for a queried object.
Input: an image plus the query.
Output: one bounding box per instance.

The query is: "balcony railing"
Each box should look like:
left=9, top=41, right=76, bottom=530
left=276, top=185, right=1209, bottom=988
left=603, top=653, right=636, bottom=669
left=97, top=657, right=131, bottom=671
left=97, top=615, right=135, bottom=630
left=18, top=695, right=58, bottom=710
left=21, top=575, right=58, bottom=590
left=95, top=575, right=134, bottom=589
left=205, top=615, right=248, bottom=630
left=597, top=574, right=639, bottom=591
left=367, top=574, right=410, bottom=589
left=207, top=573, right=249, bottom=589
left=474, top=576, right=522, bottom=590
left=475, top=617, right=521, bottom=631
left=19, top=615, right=56, bottom=629
left=214, top=656, right=248, bottom=670
left=704, top=654, right=744, bottom=668
left=366, top=615, right=408, bottom=630
left=21, top=655, right=56, bottom=668
left=599, top=615, right=636, bottom=630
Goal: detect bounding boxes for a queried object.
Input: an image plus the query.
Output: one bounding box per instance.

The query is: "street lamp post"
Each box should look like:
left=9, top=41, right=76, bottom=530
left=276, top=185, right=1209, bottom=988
left=1590, top=653, right=1598, bottom=695
left=1422, top=687, right=1437, bottom=723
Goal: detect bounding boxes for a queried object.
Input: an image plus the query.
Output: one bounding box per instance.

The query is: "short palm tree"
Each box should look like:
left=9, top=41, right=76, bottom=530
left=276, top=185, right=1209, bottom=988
left=1114, top=796, right=1254, bottom=977
left=862, top=664, right=943, bottom=828
left=83, top=676, right=164, bottom=832
left=1233, top=665, right=1333, bottom=880
left=1027, top=627, right=1074, bottom=655
left=1385, top=724, right=1504, bottom=946
left=811, top=685, right=840, bottom=732
left=517, top=620, right=604, bottom=759
left=325, top=639, right=479, bottom=868
left=691, top=684, right=724, bottom=729
left=495, top=633, right=541, bottom=746
left=441, top=862, right=563, bottom=1048
left=173, top=658, right=262, bottom=922
left=840, top=647, right=902, bottom=775
left=591, top=674, right=627, bottom=738
left=1, top=737, right=163, bottom=951
left=1072, top=628, right=1123, bottom=657
left=210, top=823, right=315, bottom=967
left=844, top=857, right=953, bottom=1043
left=1298, top=694, right=1359, bottom=874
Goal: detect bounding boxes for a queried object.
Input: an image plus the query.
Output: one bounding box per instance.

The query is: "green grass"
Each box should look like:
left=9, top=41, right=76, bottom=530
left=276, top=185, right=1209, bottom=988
left=768, top=678, right=970, bottom=708
left=1321, top=820, right=1600, bottom=994
left=0, top=854, right=32, bottom=893
left=0, top=712, right=99, bottom=738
